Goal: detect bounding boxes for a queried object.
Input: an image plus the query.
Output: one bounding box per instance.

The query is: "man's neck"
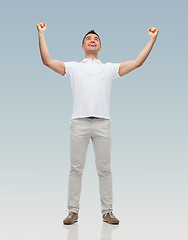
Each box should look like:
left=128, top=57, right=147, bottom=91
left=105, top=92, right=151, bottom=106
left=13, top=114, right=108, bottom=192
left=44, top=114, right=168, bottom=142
left=84, top=55, right=98, bottom=60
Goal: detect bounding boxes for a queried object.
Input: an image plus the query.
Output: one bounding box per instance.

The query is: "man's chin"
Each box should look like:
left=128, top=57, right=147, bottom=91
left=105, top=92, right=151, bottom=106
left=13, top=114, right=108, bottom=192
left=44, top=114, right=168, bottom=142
left=87, top=51, right=97, bottom=54
left=88, top=49, right=98, bottom=52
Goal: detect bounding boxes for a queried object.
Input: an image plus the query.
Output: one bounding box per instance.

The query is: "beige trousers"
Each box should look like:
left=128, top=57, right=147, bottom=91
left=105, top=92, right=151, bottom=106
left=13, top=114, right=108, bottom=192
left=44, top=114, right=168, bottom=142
left=67, top=117, right=113, bottom=215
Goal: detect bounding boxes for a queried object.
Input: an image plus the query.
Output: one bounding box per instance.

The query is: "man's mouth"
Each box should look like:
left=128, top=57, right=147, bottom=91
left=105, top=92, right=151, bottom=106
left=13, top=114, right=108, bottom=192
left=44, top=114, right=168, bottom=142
left=88, top=44, right=96, bottom=47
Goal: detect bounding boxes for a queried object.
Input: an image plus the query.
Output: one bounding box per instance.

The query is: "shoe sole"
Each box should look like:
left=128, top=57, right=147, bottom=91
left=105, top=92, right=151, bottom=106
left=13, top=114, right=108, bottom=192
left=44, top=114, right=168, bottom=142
left=63, top=220, right=78, bottom=225
left=103, top=219, right=119, bottom=225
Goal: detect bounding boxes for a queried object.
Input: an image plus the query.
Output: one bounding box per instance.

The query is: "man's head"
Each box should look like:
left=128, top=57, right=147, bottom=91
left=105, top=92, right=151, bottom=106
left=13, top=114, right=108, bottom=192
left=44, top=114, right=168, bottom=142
left=82, top=30, right=102, bottom=56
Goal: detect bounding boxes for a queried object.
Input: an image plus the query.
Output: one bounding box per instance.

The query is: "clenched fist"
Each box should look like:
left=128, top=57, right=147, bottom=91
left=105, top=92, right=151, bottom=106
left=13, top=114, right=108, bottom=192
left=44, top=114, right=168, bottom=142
left=148, top=27, right=159, bottom=40
left=36, top=22, right=47, bottom=34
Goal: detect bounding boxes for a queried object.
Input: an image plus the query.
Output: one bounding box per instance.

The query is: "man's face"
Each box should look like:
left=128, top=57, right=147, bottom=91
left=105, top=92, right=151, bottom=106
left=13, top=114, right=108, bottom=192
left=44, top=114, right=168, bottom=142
left=82, top=33, right=102, bottom=54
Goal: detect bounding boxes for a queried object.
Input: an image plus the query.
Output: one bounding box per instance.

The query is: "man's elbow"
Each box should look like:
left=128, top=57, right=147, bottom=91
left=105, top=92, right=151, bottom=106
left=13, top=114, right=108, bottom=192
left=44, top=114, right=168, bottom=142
left=43, top=61, right=50, bottom=66
left=135, top=61, right=142, bottom=68
left=43, top=58, right=52, bottom=66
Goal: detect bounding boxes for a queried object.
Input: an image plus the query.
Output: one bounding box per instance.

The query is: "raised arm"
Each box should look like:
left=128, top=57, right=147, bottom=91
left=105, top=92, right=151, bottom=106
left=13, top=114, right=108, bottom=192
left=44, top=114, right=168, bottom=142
left=118, top=27, right=159, bottom=77
left=36, top=22, right=66, bottom=76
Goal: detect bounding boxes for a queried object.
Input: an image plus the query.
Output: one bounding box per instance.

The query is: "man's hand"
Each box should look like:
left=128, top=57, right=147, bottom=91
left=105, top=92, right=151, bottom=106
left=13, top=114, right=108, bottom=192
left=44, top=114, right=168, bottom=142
left=36, top=22, right=47, bottom=34
left=148, top=27, right=159, bottom=41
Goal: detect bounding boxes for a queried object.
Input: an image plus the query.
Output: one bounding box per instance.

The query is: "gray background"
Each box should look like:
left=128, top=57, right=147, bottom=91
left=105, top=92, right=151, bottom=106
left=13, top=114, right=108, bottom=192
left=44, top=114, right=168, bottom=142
left=0, top=0, right=187, bottom=239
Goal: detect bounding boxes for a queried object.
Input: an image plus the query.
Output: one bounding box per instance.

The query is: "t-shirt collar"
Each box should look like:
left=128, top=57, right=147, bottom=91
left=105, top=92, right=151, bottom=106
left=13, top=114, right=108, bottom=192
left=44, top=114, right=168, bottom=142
left=81, top=58, right=102, bottom=64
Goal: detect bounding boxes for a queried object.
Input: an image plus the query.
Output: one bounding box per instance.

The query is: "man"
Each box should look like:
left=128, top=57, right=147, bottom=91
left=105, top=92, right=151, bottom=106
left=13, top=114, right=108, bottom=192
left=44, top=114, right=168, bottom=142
left=36, top=22, right=159, bottom=225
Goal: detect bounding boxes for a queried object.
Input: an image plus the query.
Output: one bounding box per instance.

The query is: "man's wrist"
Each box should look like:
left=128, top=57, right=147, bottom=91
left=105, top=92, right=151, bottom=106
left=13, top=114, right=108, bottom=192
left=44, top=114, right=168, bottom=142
left=38, top=32, right=44, bottom=37
left=150, top=37, right=156, bottom=43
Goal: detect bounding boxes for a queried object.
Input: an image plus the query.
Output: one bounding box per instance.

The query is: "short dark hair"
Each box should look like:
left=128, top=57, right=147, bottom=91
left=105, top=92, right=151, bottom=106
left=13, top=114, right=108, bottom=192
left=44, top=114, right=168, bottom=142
left=82, top=30, right=101, bottom=46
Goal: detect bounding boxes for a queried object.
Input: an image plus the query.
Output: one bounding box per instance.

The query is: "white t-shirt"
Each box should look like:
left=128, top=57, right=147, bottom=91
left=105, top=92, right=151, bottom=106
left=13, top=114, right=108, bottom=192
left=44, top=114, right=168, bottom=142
left=64, top=58, right=121, bottom=120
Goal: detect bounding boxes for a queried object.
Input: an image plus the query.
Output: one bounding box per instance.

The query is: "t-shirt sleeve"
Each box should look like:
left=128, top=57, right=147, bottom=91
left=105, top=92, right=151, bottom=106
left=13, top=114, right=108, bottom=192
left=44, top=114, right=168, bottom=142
left=63, top=61, right=73, bottom=79
left=110, top=63, right=121, bottom=80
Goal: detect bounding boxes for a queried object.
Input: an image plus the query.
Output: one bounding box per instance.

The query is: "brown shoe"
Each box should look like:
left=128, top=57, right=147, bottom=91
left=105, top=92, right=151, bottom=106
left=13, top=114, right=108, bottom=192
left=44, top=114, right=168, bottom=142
left=103, top=211, right=120, bottom=225
left=63, top=212, right=78, bottom=225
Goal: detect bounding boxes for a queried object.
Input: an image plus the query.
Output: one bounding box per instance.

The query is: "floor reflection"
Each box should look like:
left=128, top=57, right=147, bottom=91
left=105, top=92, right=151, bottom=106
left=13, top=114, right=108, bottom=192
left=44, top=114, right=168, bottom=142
left=63, top=221, right=119, bottom=240
left=63, top=222, right=79, bottom=240
left=100, top=222, right=119, bottom=240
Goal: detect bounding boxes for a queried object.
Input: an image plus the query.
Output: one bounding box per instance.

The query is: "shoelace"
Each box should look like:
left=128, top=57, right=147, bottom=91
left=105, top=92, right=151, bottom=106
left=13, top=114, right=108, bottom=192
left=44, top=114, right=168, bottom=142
left=67, top=212, right=74, bottom=219
left=64, top=209, right=76, bottom=219
left=104, top=211, right=116, bottom=219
